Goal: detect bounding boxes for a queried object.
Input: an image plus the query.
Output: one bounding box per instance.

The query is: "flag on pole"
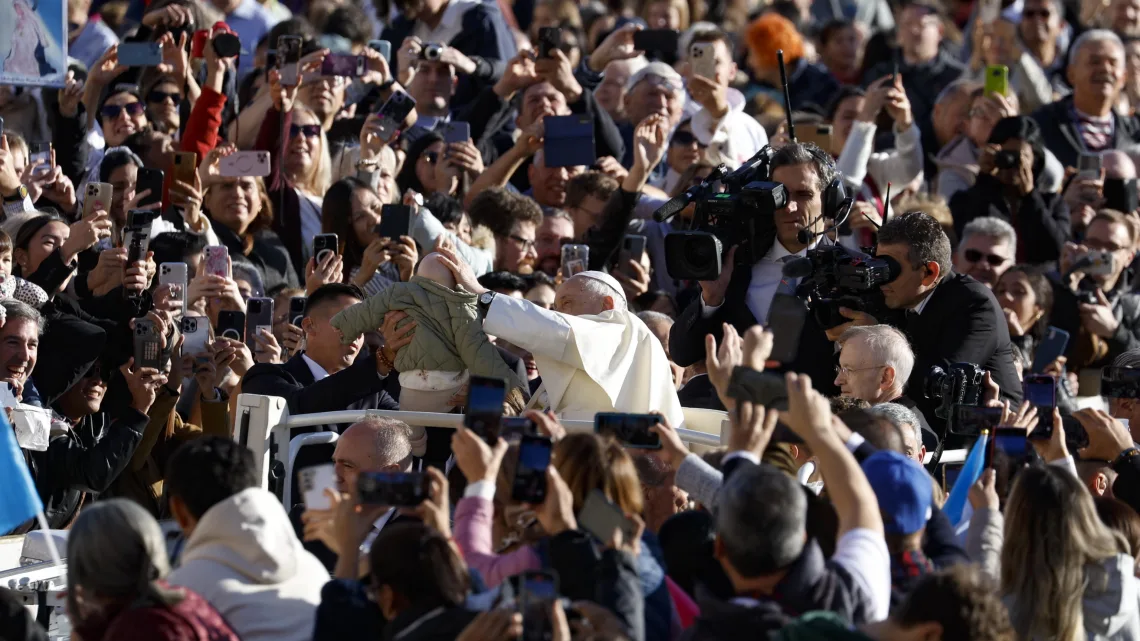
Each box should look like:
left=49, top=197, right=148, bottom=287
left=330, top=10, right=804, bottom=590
left=942, top=431, right=989, bottom=526
left=0, top=410, right=43, bottom=535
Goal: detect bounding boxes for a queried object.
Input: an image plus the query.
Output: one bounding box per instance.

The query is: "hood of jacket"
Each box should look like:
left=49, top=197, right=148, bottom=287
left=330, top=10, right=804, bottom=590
left=1082, top=554, right=1140, bottom=639
left=180, top=487, right=307, bottom=585
left=686, top=592, right=790, bottom=641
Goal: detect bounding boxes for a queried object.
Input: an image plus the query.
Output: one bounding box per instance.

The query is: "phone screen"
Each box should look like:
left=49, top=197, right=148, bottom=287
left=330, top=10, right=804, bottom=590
left=377, top=205, right=412, bottom=240
left=357, top=471, right=429, bottom=506
left=501, top=416, right=536, bottom=440
left=1031, top=327, right=1069, bottom=373
left=512, top=436, right=552, bottom=503
left=544, top=115, right=595, bottom=168
left=465, top=376, right=507, bottom=444
left=992, top=428, right=1028, bottom=461
left=768, top=294, right=807, bottom=364
left=594, top=413, right=662, bottom=449
left=578, top=489, right=635, bottom=543
left=950, top=405, right=1003, bottom=436
left=520, top=572, right=558, bottom=641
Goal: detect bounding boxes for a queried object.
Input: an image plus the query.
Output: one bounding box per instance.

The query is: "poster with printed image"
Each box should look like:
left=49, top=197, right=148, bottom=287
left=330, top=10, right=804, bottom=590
left=0, top=0, right=68, bottom=88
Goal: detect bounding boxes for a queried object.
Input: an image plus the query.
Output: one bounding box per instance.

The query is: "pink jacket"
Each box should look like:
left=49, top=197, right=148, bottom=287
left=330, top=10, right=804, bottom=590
left=454, top=496, right=541, bottom=587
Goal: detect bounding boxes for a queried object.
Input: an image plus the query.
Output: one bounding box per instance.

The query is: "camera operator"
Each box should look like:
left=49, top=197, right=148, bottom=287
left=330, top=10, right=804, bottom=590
left=669, top=142, right=853, bottom=394
left=831, top=212, right=1022, bottom=421
left=1048, top=210, right=1140, bottom=372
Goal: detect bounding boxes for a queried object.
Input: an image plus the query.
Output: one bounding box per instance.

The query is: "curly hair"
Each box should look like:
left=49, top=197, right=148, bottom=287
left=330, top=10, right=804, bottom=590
left=746, top=13, right=804, bottom=69
left=895, top=565, right=1014, bottom=641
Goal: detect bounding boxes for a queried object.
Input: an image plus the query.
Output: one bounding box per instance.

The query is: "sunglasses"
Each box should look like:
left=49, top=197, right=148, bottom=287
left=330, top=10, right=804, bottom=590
left=423, top=151, right=440, bottom=164
left=671, top=131, right=708, bottom=148
left=289, top=124, right=322, bottom=138
left=100, top=102, right=145, bottom=120
left=1022, top=9, right=1052, bottom=17
left=964, top=249, right=1008, bottom=266
left=147, top=90, right=181, bottom=104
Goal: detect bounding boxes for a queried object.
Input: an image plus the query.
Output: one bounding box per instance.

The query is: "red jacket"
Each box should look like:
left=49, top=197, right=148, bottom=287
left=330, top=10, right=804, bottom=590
left=83, top=582, right=240, bottom=641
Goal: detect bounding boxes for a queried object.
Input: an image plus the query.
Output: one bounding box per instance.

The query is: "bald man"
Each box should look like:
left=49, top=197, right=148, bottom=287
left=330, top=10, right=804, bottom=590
left=294, top=417, right=415, bottom=571
left=439, top=246, right=684, bottom=426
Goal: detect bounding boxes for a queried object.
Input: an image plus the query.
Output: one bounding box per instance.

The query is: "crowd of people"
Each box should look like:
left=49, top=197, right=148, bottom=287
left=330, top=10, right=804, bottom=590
left=8, top=0, right=1140, bottom=637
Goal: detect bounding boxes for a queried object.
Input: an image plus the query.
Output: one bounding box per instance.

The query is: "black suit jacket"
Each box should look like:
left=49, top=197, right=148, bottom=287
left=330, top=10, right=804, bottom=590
left=289, top=503, right=418, bottom=573
left=241, top=352, right=399, bottom=433
left=898, top=273, right=1022, bottom=425
left=1031, top=96, right=1140, bottom=170
left=669, top=245, right=851, bottom=397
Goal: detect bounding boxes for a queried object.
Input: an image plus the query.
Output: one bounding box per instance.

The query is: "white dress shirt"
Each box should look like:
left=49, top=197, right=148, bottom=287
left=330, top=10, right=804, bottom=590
left=302, top=354, right=330, bottom=381
left=700, top=238, right=818, bottom=324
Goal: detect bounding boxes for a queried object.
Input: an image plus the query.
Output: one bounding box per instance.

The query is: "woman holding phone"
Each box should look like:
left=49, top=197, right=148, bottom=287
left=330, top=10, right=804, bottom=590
left=320, top=177, right=417, bottom=296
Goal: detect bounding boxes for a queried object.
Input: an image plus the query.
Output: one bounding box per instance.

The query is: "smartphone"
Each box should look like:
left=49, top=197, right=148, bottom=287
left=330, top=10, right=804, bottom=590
left=991, top=426, right=1030, bottom=466
left=321, top=53, right=367, bottom=77
left=299, top=463, right=337, bottom=510
left=133, top=318, right=163, bottom=369
left=170, top=151, right=197, bottom=186
left=943, top=464, right=964, bottom=490
left=204, top=245, right=228, bottom=278
left=443, top=121, right=471, bottom=145
left=799, top=124, right=833, bottom=151
left=561, top=244, right=589, bottom=278
left=219, top=150, right=271, bottom=177
left=520, top=570, right=559, bottom=641
left=28, top=143, right=51, bottom=177
left=633, top=29, right=680, bottom=55
left=1079, top=152, right=1103, bottom=180
left=246, top=297, right=274, bottom=350
left=690, top=41, right=716, bottom=79
left=217, top=310, right=246, bottom=342
left=83, top=182, right=112, bottom=218
left=501, top=416, right=537, bottom=440
left=543, top=114, right=595, bottom=168
left=313, top=233, right=338, bottom=264
left=464, top=375, right=508, bottom=444
left=511, top=435, right=553, bottom=504
left=1102, top=366, right=1140, bottom=398
left=594, top=412, right=662, bottom=449
left=537, top=26, right=563, bottom=58
left=357, top=471, right=430, bottom=506
left=727, top=367, right=790, bottom=409
left=289, top=296, right=307, bottom=326
left=277, top=35, right=303, bottom=86
left=1023, top=375, right=1057, bottom=439
left=950, top=405, right=1004, bottom=436
left=158, top=262, right=188, bottom=314
left=124, top=211, right=154, bottom=264
left=768, top=293, right=808, bottom=364
left=369, top=39, right=391, bottom=62
left=181, top=315, right=211, bottom=356
left=118, top=42, right=164, bottom=67
left=578, top=488, right=636, bottom=543
left=617, top=234, right=646, bottom=273
left=136, top=168, right=165, bottom=210
left=375, top=92, right=416, bottom=140
left=377, top=205, right=412, bottom=240
left=1031, top=327, right=1070, bottom=374
left=983, top=64, right=1009, bottom=97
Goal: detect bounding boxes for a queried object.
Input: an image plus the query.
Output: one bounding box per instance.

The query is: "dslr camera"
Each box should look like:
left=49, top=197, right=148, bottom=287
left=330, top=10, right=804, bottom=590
left=664, top=181, right=787, bottom=280
left=994, top=150, right=1019, bottom=170
left=783, top=245, right=899, bottom=329
left=925, top=363, right=986, bottom=420
left=422, top=43, right=443, bottom=61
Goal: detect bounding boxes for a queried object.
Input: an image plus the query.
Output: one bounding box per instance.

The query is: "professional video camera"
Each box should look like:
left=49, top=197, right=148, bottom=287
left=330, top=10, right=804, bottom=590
left=780, top=246, right=900, bottom=330
left=925, top=363, right=985, bottom=420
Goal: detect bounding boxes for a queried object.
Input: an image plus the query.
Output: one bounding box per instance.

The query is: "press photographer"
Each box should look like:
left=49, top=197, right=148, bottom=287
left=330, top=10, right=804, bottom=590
left=827, top=212, right=1022, bottom=423
left=668, top=142, right=859, bottom=394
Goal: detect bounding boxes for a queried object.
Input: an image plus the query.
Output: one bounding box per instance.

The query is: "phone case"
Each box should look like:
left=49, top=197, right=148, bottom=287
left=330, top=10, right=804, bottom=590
left=561, top=244, right=589, bottom=277
left=537, top=27, right=563, bottom=57
left=245, top=297, right=274, bottom=345
left=376, top=92, right=416, bottom=139
left=322, top=54, right=366, bottom=77
left=219, top=151, right=271, bottom=177
left=618, top=234, right=646, bottom=268
left=377, top=205, right=412, bottom=240
left=28, top=144, right=51, bottom=177
left=217, top=311, right=246, bottom=342
left=543, top=114, right=595, bottom=168
left=983, top=65, right=1009, bottom=96
left=204, top=246, right=229, bottom=278
left=181, top=316, right=211, bottom=356
left=136, top=168, right=165, bottom=209
left=369, top=40, right=391, bottom=61
left=133, top=319, right=163, bottom=369
left=1031, top=327, right=1070, bottom=373
left=83, top=182, right=112, bottom=218
left=171, top=152, right=198, bottom=185
left=443, top=122, right=471, bottom=144
left=278, top=36, right=302, bottom=86
left=158, top=263, right=188, bottom=312
left=578, top=489, right=635, bottom=543
left=690, top=42, right=716, bottom=79
left=768, top=294, right=808, bottom=364
left=300, top=464, right=337, bottom=510
left=118, top=42, right=164, bottom=67
left=313, top=234, right=338, bottom=264
left=289, top=297, right=307, bottom=326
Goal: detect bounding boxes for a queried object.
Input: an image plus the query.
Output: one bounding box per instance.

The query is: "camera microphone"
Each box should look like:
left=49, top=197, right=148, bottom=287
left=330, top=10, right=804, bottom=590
left=795, top=197, right=854, bottom=245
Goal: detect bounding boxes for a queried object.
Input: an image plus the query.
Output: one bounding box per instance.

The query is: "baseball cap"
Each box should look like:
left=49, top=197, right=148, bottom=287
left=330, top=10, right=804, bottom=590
left=625, top=61, right=683, bottom=95
left=861, top=450, right=932, bottom=535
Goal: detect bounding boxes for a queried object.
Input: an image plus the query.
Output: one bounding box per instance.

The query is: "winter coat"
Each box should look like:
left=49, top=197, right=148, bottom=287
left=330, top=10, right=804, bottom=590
left=330, top=276, right=525, bottom=390
left=166, top=487, right=331, bottom=641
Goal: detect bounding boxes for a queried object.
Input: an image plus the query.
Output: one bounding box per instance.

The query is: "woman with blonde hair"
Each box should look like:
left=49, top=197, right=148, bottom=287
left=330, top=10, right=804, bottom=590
left=998, top=465, right=1140, bottom=640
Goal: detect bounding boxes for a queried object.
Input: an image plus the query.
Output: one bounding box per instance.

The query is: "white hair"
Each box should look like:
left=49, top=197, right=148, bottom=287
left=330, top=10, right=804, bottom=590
left=572, top=274, right=627, bottom=312
left=960, top=216, right=1017, bottom=249
left=1069, top=29, right=1124, bottom=66
left=839, top=325, right=915, bottom=394
left=869, top=403, right=922, bottom=448
left=349, top=417, right=413, bottom=470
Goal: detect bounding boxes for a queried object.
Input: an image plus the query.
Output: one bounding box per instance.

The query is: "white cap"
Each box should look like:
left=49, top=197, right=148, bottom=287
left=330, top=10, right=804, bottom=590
left=574, top=270, right=627, bottom=302
left=624, top=61, right=684, bottom=95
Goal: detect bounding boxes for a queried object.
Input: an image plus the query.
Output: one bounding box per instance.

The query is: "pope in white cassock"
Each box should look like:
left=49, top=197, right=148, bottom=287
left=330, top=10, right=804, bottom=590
left=436, top=246, right=685, bottom=428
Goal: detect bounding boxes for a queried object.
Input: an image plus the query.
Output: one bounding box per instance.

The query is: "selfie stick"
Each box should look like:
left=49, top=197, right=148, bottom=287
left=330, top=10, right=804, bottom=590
left=778, top=50, right=795, bottom=143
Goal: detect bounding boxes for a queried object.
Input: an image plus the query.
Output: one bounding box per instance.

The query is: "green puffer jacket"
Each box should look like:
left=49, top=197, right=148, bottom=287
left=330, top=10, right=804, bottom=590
left=330, top=276, right=525, bottom=390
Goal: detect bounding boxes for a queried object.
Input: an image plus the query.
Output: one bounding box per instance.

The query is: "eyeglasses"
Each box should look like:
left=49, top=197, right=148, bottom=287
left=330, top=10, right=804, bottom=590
left=508, top=234, right=536, bottom=250
left=670, top=130, right=708, bottom=148
left=100, top=102, right=145, bottom=120
left=835, top=364, right=886, bottom=377
left=146, top=90, right=181, bottom=104
left=289, top=124, right=322, bottom=139
left=423, top=151, right=439, bottom=164
left=963, top=249, right=1009, bottom=266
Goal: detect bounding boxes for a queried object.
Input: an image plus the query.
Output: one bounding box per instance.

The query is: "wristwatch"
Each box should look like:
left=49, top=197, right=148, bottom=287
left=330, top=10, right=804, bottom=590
left=477, top=291, right=495, bottom=316
left=3, top=185, right=28, bottom=202
left=3, top=185, right=32, bottom=217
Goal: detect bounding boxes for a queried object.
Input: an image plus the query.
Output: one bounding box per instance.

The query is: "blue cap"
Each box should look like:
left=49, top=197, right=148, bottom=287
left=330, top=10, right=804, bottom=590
left=861, top=450, right=932, bottom=535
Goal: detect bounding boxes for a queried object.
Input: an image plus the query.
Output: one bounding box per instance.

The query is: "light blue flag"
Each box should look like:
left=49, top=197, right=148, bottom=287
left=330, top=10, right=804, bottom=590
left=0, top=412, right=43, bottom=535
left=942, top=431, right=989, bottom=527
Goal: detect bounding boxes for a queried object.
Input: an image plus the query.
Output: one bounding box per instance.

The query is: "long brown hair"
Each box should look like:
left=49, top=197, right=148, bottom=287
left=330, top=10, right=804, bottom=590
left=554, top=433, right=644, bottom=516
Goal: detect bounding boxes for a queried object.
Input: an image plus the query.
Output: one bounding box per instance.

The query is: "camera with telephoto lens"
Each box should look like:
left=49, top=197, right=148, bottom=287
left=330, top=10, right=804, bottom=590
left=994, top=150, right=1019, bottom=170
left=422, top=43, right=443, bottom=61
left=664, top=181, right=788, bottom=280
left=924, top=363, right=986, bottom=420
left=783, top=245, right=900, bottom=330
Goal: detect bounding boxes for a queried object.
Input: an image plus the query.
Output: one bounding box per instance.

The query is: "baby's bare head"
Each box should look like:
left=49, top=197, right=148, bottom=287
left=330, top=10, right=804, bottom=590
left=416, top=253, right=457, bottom=288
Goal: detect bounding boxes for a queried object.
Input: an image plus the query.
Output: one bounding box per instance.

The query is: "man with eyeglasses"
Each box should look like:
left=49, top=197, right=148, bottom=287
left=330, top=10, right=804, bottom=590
left=952, top=217, right=1017, bottom=289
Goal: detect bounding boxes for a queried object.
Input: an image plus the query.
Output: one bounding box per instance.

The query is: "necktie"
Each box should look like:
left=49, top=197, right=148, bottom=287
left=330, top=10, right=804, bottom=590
left=777, top=255, right=799, bottom=296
